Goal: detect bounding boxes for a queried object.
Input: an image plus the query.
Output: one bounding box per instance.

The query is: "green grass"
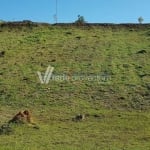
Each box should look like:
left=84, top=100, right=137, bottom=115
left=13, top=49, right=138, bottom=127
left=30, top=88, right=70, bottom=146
left=0, top=23, right=150, bottom=149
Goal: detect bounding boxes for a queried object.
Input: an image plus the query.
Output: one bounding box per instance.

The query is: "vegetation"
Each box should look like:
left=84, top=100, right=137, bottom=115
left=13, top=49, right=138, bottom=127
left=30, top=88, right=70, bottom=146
left=75, top=15, right=86, bottom=24
left=138, top=17, right=144, bottom=24
left=0, top=22, right=150, bottom=150
left=0, top=20, right=5, bottom=24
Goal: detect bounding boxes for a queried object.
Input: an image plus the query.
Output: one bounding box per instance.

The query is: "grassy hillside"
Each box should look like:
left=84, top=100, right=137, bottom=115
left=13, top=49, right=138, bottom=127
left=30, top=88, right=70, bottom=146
left=0, top=22, right=150, bottom=150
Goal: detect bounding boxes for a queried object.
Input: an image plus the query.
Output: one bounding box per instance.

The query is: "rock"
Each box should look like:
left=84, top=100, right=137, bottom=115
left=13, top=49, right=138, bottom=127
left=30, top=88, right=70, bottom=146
left=0, top=124, right=14, bottom=135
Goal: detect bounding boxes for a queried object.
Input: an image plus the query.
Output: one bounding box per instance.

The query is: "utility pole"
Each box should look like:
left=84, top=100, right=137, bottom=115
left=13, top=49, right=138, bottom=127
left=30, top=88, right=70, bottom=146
left=55, top=0, right=58, bottom=23
left=53, top=0, right=58, bottom=23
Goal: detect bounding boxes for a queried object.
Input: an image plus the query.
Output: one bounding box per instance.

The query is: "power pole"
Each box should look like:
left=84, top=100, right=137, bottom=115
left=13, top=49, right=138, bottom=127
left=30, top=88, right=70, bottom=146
left=55, top=0, right=58, bottom=23
left=53, top=0, right=58, bottom=23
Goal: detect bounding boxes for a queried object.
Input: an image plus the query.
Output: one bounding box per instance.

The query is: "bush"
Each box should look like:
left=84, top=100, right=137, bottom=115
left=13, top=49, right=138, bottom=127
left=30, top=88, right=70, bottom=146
left=75, top=15, right=86, bottom=25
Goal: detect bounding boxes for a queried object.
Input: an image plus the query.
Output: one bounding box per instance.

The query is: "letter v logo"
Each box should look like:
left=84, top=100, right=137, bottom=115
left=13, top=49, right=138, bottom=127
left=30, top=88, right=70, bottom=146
left=37, top=65, right=54, bottom=84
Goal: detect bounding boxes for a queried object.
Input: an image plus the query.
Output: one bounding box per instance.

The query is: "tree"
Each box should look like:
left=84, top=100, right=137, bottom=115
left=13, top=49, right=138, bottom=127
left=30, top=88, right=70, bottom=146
left=0, top=20, right=5, bottom=24
left=138, top=17, right=144, bottom=24
left=75, top=15, right=86, bottom=25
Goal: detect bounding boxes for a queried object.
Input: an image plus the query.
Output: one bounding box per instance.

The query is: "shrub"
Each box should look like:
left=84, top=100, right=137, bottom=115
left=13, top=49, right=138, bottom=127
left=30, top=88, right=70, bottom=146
left=75, top=15, right=86, bottom=25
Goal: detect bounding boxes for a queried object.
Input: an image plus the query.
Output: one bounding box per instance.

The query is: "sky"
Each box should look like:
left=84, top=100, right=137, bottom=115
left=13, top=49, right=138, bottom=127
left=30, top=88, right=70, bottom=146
left=0, top=0, right=149, bottom=23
